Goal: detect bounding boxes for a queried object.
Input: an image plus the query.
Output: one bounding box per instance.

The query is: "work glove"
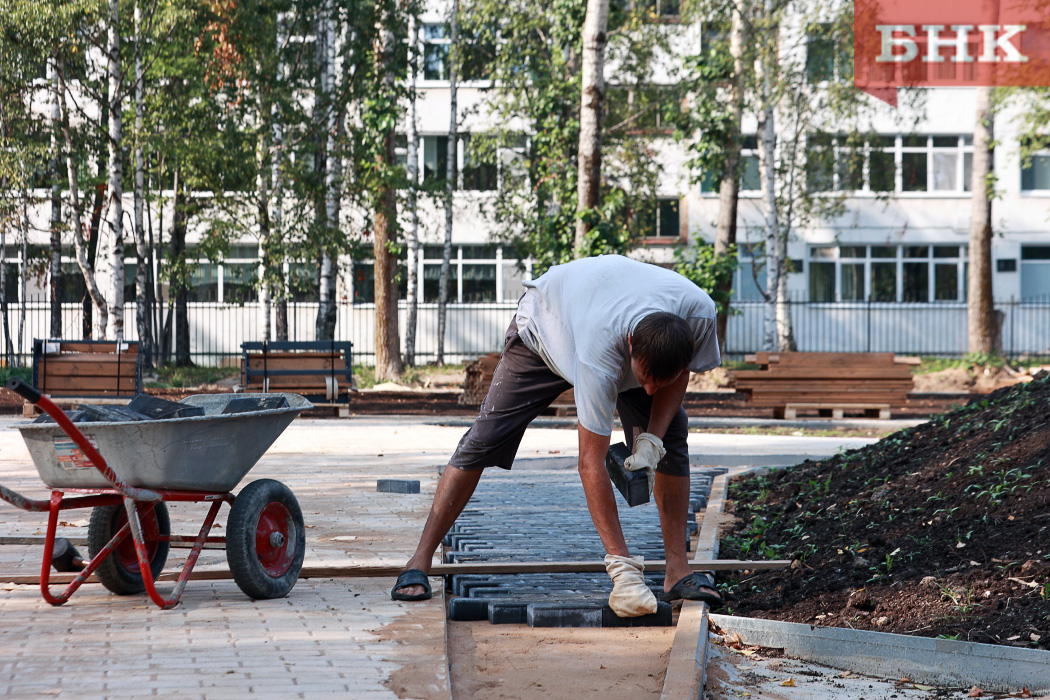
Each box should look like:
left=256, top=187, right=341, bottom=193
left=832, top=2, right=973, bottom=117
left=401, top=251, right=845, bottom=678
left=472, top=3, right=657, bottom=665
left=624, top=432, right=665, bottom=496
left=605, top=554, right=659, bottom=617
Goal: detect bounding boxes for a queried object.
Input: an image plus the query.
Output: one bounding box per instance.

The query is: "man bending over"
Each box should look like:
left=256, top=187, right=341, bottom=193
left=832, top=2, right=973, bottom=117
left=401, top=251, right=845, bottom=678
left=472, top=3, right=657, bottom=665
left=391, top=254, right=723, bottom=616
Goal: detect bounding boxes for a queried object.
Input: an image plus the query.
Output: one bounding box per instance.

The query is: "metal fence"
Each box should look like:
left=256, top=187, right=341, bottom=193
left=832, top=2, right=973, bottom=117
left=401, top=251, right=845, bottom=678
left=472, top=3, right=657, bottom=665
left=2, top=297, right=1049, bottom=367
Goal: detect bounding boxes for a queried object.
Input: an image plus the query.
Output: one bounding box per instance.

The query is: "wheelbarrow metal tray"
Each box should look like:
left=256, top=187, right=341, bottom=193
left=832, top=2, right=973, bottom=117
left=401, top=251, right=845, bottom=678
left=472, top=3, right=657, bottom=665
left=16, top=393, right=312, bottom=492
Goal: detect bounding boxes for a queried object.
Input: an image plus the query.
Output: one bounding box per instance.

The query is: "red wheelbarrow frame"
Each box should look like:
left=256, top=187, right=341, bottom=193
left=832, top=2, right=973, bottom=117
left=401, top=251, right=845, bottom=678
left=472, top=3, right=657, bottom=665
left=2, top=378, right=234, bottom=610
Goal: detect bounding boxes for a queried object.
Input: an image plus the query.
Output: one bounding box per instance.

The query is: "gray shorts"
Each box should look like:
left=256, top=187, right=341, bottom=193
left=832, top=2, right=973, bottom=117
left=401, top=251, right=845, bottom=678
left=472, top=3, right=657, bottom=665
left=449, top=319, right=691, bottom=476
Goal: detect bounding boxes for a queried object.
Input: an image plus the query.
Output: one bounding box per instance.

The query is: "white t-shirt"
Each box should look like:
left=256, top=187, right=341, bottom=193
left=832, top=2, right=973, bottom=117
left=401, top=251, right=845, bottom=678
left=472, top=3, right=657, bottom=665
left=514, top=254, right=720, bottom=436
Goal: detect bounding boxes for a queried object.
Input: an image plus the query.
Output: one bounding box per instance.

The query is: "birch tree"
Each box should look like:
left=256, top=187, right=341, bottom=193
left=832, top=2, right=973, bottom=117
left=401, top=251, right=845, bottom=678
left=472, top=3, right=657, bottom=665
left=105, top=0, right=125, bottom=342
left=404, top=16, right=421, bottom=366
left=437, top=0, right=459, bottom=365
left=574, top=0, right=609, bottom=257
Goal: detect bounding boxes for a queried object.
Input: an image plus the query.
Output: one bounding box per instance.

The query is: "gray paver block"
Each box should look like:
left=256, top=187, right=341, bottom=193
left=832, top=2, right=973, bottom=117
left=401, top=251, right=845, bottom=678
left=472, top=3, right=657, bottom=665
left=376, top=479, right=421, bottom=494
left=602, top=602, right=673, bottom=627
left=527, top=604, right=604, bottom=628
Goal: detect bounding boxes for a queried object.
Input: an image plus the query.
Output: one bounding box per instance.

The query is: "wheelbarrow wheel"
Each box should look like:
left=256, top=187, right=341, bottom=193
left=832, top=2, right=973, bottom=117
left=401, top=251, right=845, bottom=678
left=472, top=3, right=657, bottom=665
left=227, top=479, right=305, bottom=600
left=87, top=502, right=170, bottom=596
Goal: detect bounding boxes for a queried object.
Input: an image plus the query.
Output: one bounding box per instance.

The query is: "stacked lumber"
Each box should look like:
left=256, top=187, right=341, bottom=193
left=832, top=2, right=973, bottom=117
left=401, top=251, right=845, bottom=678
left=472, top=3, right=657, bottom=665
left=459, top=352, right=502, bottom=405
left=733, top=352, right=918, bottom=419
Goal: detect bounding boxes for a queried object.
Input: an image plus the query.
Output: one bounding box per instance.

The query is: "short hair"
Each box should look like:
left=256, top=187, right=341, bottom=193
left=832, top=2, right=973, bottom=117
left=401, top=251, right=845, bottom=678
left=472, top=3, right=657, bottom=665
left=631, top=312, right=693, bottom=382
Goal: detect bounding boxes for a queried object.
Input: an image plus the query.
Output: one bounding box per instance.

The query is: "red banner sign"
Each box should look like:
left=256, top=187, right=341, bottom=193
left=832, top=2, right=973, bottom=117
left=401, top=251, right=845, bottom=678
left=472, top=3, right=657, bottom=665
left=854, top=0, right=1050, bottom=105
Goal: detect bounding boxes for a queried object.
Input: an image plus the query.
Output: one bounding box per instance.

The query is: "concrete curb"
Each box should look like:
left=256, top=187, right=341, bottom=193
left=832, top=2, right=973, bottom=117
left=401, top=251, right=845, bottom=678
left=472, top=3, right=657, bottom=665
left=709, top=614, right=1050, bottom=693
left=660, top=471, right=731, bottom=699
left=430, top=416, right=927, bottom=431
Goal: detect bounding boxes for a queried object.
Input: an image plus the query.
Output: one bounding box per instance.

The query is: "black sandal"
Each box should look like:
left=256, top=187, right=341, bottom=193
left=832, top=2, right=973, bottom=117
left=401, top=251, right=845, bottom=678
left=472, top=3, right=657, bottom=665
left=391, top=569, right=432, bottom=601
left=659, top=573, right=723, bottom=608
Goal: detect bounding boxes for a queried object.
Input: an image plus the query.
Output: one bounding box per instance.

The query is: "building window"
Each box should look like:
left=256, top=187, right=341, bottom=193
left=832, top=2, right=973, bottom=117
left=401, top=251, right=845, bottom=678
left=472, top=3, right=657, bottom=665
left=806, top=244, right=967, bottom=302
left=462, top=135, right=497, bottom=191
left=1021, top=153, right=1050, bottom=191
left=422, top=135, right=450, bottom=183
left=807, top=135, right=972, bottom=194
left=806, top=23, right=850, bottom=83
left=394, top=245, right=530, bottom=305
left=188, top=263, right=219, bottom=302
left=701, top=135, right=760, bottom=194
left=422, top=24, right=449, bottom=81
left=735, top=242, right=767, bottom=301
left=1021, top=246, right=1050, bottom=300
left=606, top=86, right=677, bottom=134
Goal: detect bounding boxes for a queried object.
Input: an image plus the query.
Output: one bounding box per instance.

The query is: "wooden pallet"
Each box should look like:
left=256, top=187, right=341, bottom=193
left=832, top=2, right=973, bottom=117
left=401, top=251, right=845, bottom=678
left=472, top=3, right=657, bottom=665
left=734, top=352, right=917, bottom=419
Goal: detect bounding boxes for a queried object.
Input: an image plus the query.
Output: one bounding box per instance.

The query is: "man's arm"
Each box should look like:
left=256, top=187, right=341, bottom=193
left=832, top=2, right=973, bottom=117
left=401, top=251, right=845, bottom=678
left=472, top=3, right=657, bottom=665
left=577, top=425, right=630, bottom=556
left=645, top=371, right=689, bottom=439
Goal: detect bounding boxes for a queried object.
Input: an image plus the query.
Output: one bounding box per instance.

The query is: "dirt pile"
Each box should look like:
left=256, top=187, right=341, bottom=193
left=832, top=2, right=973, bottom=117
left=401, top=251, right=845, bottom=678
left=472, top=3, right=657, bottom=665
left=720, top=372, right=1050, bottom=648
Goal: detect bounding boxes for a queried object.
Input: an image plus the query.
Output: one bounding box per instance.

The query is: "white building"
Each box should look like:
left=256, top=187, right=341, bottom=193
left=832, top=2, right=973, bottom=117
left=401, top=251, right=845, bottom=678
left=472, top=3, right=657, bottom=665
left=4, top=4, right=1050, bottom=363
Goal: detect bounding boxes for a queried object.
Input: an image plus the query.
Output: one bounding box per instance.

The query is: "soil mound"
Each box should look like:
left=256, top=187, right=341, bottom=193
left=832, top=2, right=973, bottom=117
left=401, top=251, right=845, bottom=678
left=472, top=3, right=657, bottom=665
left=720, top=372, right=1050, bottom=648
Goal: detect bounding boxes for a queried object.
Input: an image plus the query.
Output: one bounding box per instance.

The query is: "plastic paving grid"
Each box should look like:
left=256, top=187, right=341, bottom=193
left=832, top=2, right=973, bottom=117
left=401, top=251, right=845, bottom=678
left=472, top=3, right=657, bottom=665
left=443, top=467, right=727, bottom=627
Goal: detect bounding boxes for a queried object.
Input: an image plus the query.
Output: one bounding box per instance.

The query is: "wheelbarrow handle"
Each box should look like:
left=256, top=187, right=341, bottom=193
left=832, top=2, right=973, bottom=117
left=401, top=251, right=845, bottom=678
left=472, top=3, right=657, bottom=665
left=7, top=377, right=41, bottom=404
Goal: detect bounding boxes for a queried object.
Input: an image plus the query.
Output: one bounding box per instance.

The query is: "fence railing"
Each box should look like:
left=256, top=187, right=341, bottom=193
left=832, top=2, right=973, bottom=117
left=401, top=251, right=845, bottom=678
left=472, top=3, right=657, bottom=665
left=2, top=297, right=1049, bottom=368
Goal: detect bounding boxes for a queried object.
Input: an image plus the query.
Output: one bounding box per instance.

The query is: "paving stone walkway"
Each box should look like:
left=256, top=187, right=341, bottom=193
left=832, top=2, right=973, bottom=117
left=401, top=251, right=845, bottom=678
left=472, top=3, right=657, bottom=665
left=444, top=466, right=725, bottom=627
left=0, top=413, right=877, bottom=699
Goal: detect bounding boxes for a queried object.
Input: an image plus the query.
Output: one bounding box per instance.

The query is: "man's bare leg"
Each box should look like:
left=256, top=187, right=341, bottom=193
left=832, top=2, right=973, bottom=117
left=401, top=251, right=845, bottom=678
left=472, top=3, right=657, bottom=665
left=394, top=464, right=484, bottom=598
left=654, top=471, right=717, bottom=597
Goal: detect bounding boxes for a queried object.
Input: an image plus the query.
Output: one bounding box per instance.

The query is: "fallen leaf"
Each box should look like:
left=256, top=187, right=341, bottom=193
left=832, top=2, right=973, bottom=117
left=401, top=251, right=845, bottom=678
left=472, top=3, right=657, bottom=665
left=781, top=679, right=796, bottom=687
left=899, top=678, right=911, bottom=683
left=957, top=541, right=966, bottom=549
left=912, top=684, right=935, bottom=691
left=739, top=648, right=757, bottom=656
left=837, top=671, right=855, bottom=678
left=969, top=685, right=984, bottom=697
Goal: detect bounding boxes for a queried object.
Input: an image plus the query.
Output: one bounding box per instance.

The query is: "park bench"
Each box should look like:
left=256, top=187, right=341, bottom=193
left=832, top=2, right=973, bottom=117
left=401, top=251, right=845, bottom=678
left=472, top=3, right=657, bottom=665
left=240, top=340, right=354, bottom=417
left=732, top=352, right=919, bottom=419
left=26, top=339, right=142, bottom=417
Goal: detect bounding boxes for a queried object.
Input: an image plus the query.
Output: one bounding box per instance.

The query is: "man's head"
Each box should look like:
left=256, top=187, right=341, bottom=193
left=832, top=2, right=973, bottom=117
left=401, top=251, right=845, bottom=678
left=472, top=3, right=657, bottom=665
left=629, top=312, right=693, bottom=394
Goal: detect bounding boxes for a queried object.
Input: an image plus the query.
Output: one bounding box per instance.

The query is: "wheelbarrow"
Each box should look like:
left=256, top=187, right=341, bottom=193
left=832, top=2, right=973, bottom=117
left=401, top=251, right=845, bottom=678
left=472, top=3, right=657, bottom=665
left=1, top=378, right=312, bottom=609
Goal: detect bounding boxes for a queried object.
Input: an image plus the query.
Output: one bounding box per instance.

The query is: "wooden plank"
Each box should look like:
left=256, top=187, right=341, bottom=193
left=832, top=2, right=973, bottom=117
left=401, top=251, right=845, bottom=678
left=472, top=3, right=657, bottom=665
left=0, top=559, right=789, bottom=586
left=40, top=362, right=137, bottom=378
left=39, top=377, right=139, bottom=393
left=247, top=357, right=343, bottom=370
left=53, top=342, right=138, bottom=354
left=40, top=354, right=135, bottom=365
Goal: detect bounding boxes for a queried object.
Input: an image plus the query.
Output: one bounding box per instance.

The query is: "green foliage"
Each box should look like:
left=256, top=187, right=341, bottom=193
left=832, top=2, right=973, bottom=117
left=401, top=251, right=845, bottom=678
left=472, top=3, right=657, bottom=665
left=673, top=243, right=738, bottom=316
left=145, top=364, right=239, bottom=389
left=461, top=0, right=668, bottom=271
left=0, top=365, right=31, bottom=384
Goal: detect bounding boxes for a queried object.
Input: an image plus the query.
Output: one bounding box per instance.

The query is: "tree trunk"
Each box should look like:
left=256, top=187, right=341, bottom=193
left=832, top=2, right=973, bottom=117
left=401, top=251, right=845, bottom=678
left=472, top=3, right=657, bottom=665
left=57, top=56, right=109, bottom=339
left=133, top=2, right=151, bottom=368
left=18, top=187, right=29, bottom=361
left=968, top=85, right=998, bottom=354
left=49, top=57, right=63, bottom=339
left=272, top=12, right=288, bottom=343
left=404, top=16, right=420, bottom=367
left=714, top=8, right=745, bottom=352
left=372, top=14, right=403, bottom=380
left=256, top=89, right=273, bottom=342
left=172, top=175, right=192, bottom=367
left=0, top=216, right=12, bottom=365
left=758, top=94, right=779, bottom=351
left=574, top=0, right=609, bottom=256
left=316, top=0, right=339, bottom=340
left=437, top=0, right=459, bottom=366
left=106, top=0, right=125, bottom=342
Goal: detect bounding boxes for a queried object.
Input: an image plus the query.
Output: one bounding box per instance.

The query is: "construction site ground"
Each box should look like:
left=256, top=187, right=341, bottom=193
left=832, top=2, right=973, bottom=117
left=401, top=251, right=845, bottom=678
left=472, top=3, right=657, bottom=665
left=1, top=383, right=1046, bottom=698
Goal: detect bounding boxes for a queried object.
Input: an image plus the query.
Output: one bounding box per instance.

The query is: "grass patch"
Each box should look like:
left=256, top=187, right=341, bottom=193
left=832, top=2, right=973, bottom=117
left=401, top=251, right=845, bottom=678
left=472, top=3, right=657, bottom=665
left=913, top=353, right=1047, bottom=375
left=353, top=363, right=466, bottom=389
left=0, top=366, right=31, bottom=384
left=145, top=365, right=240, bottom=389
